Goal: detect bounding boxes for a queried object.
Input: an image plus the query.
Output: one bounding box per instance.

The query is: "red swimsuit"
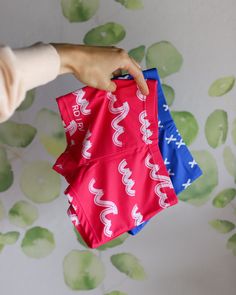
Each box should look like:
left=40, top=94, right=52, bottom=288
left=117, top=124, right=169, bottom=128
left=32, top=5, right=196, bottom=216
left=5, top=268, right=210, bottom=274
left=52, top=79, right=178, bottom=248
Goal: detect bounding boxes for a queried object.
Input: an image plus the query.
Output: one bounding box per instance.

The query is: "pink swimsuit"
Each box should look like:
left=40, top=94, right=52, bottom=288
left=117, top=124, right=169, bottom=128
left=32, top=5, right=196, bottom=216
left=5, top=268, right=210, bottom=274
left=52, top=79, right=178, bottom=248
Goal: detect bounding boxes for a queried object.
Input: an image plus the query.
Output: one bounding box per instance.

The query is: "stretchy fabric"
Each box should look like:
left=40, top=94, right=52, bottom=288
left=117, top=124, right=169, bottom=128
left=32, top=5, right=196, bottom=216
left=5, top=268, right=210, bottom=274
left=121, top=68, right=202, bottom=235
left=52, top=79, right=178, bottom=248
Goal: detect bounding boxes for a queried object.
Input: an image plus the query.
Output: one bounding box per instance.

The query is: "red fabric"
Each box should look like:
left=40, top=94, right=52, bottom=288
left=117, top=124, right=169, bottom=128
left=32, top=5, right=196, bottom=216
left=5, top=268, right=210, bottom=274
left=52, top=79, right=178, bottom=248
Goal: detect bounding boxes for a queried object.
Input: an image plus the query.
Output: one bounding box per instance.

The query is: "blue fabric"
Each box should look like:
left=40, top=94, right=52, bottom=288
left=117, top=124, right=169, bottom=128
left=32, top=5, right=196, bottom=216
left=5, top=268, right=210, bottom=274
left=118, top=68, right=203, bottom=235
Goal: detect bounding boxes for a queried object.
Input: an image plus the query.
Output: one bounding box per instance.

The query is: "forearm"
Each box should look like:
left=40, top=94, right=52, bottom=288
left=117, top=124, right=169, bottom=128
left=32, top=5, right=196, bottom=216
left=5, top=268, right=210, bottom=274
left=0, top=42, right=60, bottom=123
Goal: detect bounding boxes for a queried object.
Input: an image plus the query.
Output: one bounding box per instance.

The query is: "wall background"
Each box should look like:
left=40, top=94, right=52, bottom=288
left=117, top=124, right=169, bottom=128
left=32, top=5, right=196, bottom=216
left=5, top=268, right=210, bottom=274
left=0, top=1, right=236, bottom=294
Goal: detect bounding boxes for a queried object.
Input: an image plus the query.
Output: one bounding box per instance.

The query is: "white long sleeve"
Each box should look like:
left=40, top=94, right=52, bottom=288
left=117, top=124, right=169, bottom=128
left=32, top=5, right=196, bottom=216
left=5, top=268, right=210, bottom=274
left=0, top=42, right=61, bottom=123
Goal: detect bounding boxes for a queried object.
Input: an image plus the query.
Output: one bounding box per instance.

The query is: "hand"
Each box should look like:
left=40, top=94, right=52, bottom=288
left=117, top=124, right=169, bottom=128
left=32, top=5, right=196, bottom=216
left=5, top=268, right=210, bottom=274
left=51, top=43, right=149, bottom=95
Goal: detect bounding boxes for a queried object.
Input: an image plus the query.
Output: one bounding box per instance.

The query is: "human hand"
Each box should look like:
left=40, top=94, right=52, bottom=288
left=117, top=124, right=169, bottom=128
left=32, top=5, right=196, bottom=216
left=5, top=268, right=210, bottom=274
left=51, top=43, right=149, bottom=95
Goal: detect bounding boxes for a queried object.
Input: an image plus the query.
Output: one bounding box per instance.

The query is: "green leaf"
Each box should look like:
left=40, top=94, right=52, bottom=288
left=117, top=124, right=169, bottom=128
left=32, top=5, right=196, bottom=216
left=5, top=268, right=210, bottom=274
left=61, top=0, right=100, bottom=22
left=20, top=160, right=61, bottom=203
left=0, top=120, right=36, bottom=147
left=0, top=146, right=13, bottom=192
left=179, top=150, right=218, bottom=206
left=115, top=0, right=143, bottom=10
left=105, top=291, right=127, bottom=295
left=146, top=41, right=183, bottom=78
left=74, top=227, right=88, bottom=248
left=16, top=89, right=35, bottom=111
left=223, top=146, right=236, bottom=181
left=63, top=250, right=105, bottom=290
left=212, top=188, right=236, bottom=208
left=83, top=22, right=126, bottom=46
left=74, top=227, right=129, bottom=250
left=232, top=118, right=236, bottom=146
left=8, top=200, right=39, bottom=227
left=0, top=200, right=5, bottom=220
left=208, top=76, right=235, bottom=97
left=0, top=244, right=4, bottom=253
left=128, top=45, right=145, bottom=63
left=162, top=84, right=175, bottom=106
left=35, top=108, right=66, bottom=158
left=205, top=110, right=228, bottom=148
left=226, top=233, right=236, bottom=256
left=111, top=253, right=146, bottom=280
left=171, top=111, right=199, bottom=145
left=21, top=226, right=55, bottom=258
left=0, top=231, right=20, bottom=245
left=97, top=233, right=129, bottom=250
left=209, top=219, right=235, bottom=233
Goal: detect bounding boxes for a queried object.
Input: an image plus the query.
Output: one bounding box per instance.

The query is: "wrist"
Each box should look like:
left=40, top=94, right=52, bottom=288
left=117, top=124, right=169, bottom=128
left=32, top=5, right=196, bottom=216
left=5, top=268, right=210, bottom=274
left=50, top=43, right=76, bottom=75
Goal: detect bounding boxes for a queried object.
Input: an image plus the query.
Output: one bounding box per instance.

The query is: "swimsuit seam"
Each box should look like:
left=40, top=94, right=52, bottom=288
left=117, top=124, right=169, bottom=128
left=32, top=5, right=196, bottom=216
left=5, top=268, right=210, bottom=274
left=69, top=184, right=101, bottom=245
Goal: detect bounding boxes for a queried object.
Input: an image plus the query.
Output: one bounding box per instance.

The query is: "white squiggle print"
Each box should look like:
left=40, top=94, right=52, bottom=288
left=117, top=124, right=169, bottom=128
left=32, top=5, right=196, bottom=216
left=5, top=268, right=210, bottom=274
left=136, top=86, right=146, bottom=101
left=64, top=120, right=77, bottom=136
left=73, top=89, right=91, bottom=115
left=107, top=92, right=130, bottom=147
left=118, top=159, right=135, bottom=196
left=67, top=193, right=73, bottom=203
left=81, top=130, right=92, bottom=159
left=66, top=193, right=78, bottom=211
left=69, top=213, right=80, bottom=226
left=139, top=110, right=153, bottom=144
left=88, top=178, right=118, bottom=237
left=67, top=206, right=80, bottom=226
left=145, top=154, right=173, bottom=208
left=131, top=204, right=143, bottom=226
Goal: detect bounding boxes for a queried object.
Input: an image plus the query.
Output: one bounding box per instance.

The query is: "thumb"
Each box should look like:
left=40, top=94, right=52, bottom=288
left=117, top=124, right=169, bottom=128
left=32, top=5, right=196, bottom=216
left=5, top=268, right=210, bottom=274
left=106, top=81, right=117, bottom=92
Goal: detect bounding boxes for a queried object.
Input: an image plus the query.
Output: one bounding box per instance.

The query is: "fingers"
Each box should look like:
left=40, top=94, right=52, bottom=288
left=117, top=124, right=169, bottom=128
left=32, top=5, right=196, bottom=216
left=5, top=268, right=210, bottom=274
left=123, top=57, right=149, bottom=96
left=95, top=79, right=117, bottom=92
left=107, top=81, right=117, bottom=92
left=112, top=69, right=123, bottom=77
left=130, top=57, right=142, bottom=69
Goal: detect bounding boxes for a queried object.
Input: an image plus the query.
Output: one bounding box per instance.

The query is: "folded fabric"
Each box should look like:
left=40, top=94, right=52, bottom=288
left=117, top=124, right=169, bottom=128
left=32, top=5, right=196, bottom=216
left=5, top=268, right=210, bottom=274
left=52, top=78, right=178, bottom=248
left=118, top=68, right=202, bottom=235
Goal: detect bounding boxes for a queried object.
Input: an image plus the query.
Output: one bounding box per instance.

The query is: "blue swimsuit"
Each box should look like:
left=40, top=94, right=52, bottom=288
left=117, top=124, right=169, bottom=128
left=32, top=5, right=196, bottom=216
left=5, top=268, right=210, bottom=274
left=118, top=68, right=202, bottom=235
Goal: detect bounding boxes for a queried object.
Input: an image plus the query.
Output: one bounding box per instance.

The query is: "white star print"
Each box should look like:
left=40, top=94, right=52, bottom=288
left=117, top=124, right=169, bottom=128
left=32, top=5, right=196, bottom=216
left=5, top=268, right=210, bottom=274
left=176, top=138, right=185, bottom=148
left=158, top=120, right=164, bottom=128
left=188, top=159, right=197, bottom=168
left=176, top=129, right=181, bottom=136
left=165, top=134, right=177, bottom=144
left=168, top=169, right=175, bottom=176
left=164, top=158, right=170, bottom=165
left=163, top=104, right=169, bottom=111
left=182, top=179, right=191, bottom=189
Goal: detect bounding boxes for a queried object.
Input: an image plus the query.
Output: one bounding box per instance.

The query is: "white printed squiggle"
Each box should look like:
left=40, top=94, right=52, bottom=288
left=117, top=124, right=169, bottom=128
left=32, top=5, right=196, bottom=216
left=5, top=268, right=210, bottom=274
left=73, top=89, right=91, bottom=115
left=89, top=178, right=118, bottom=237
left=136, top=87, right=146, bottom=101
left=70, top=214, right=80, bottom=226
left=64, top=120, right=77, bottom=136
left=66, top=193, right=78, bottom=212
left=118, top=159, right=135, bottom=196
left=67, top=206, right=80, bottom=226
left=107, top=92, right=130, bottom=147
left=131, top=204, right=143, bottom=226
left=81, top=130, right=92, bottom=159
left=139, top=110, right=153, bottom=144
left=67, top=193, right=73, bottom=203
left=145, top=154, right=173, bottom=208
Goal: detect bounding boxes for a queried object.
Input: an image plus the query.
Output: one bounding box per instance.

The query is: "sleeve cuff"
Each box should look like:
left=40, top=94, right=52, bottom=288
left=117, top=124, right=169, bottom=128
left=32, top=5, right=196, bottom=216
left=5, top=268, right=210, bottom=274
left=13, top=42, right=61, bottom=91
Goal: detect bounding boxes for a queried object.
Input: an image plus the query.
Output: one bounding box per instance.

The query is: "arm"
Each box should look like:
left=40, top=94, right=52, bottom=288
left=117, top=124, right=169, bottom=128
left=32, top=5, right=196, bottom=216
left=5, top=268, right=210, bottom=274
left=0, top=42, right=148, bottom=123
left=0, top=42, right=60, bottom=123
